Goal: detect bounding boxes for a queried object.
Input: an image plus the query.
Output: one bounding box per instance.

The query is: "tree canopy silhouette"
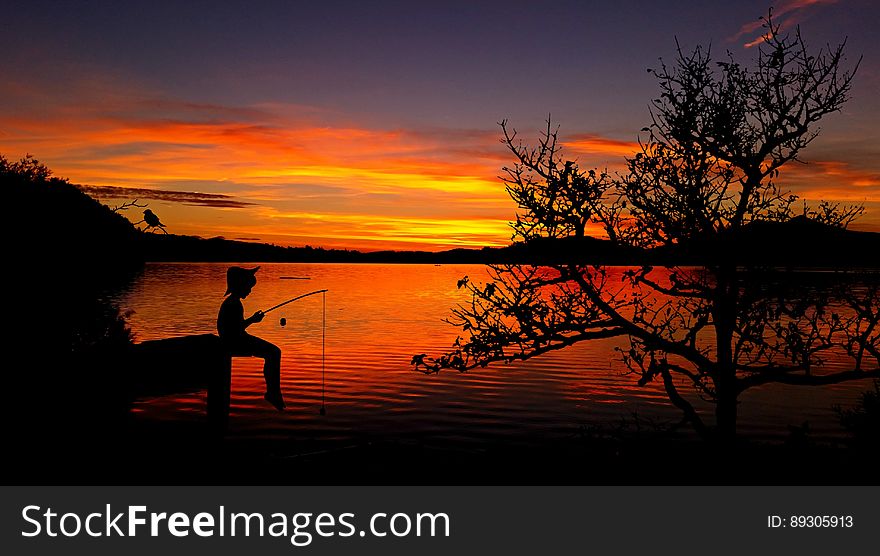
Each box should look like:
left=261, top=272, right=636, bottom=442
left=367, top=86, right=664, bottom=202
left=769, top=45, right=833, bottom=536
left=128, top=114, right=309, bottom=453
left=2, top=153, right=142, bottom=267
left=414, top=14, right=880, bottom=441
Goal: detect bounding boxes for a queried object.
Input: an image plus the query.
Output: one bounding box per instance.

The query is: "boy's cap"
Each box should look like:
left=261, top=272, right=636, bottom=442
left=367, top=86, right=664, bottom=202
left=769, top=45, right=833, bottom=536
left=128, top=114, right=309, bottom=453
left=225, top=266, right=260, bottom=295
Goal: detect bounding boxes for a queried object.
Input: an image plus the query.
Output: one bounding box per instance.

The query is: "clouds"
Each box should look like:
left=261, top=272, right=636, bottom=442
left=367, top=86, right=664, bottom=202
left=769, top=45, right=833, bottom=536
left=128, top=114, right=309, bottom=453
left=0, top=86, right=524, bottom=249
left=2, top=7, right=878, bottom=250
left=562, top=134, right=640, bottom=169
left=779, top=158, right=880, bottom=200
left=730, top=0, right=840, bottom=48
left=77, top=185, right=256, bottom=209
left=3, top=81, right=878, bottom=247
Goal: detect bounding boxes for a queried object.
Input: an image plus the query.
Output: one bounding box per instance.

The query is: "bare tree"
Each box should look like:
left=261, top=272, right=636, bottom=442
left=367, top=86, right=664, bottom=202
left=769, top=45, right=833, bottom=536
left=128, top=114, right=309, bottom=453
left=413, top=14, right=879, bottom=442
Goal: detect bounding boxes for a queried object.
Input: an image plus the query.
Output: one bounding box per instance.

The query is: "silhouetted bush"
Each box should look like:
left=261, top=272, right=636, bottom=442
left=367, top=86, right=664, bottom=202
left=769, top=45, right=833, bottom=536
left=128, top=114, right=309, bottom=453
left=836, top=381, right=880, bottom=451
left=2, top=153, right=142, bottom=270
left=3, top=154, right=139, bottom=475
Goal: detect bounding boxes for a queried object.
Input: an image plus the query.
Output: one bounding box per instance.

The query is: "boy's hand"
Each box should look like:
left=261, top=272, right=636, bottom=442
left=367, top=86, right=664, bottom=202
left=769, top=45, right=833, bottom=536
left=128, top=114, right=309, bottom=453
left=251, top=311, right=265, bottom=323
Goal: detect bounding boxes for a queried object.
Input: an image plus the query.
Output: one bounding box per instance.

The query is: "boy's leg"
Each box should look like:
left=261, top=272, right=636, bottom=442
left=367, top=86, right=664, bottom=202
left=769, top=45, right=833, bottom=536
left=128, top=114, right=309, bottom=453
left=237, top=335, right=284, bottom=409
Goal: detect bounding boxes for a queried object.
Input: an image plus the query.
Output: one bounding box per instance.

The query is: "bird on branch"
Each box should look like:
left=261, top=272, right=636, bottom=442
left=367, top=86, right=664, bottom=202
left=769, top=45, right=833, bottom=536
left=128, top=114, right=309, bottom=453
left=136, top=209, right=168, bottom=234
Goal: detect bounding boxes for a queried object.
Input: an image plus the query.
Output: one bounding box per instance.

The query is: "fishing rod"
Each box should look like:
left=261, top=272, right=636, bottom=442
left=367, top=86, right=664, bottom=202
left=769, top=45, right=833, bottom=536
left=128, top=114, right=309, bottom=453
left=262, top=289, right=328, bottom=314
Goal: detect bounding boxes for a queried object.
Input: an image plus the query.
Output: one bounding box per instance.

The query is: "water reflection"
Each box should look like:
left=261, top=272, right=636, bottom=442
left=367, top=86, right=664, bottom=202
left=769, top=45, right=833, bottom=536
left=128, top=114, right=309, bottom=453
left=111, top=263, right=876, bottom=449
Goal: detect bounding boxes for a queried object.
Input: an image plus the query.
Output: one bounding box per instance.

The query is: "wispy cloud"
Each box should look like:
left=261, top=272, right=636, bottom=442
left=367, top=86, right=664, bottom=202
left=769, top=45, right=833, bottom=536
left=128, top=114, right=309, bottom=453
left=780, top=158, right=880, bottom=200
left=562, top=134, right=640, bottom=162
left=77, top=184, right=256, bottom=209
left=730, top=0, right=840, bottom=48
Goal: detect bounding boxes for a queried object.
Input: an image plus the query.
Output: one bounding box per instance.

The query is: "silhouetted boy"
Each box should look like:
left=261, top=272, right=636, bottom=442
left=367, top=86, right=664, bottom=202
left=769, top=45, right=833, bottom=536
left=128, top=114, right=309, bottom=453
left=217, top=266, right=285, bottom=410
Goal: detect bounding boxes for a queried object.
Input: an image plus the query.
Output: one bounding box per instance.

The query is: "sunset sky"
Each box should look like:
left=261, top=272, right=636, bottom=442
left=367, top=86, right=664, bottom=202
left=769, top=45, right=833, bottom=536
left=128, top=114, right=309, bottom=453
left=2, top=0, right=879, bottom=250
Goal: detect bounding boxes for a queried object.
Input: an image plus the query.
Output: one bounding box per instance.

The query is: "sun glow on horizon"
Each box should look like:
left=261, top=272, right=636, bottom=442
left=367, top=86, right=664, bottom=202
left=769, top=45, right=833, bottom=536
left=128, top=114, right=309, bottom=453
left=2, top=91, right=878, bottom=250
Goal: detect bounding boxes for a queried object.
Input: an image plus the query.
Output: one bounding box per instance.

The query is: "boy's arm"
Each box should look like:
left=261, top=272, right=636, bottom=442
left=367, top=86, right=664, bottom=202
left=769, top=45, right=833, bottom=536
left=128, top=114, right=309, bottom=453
left=244, top=310, right=265, bottom=328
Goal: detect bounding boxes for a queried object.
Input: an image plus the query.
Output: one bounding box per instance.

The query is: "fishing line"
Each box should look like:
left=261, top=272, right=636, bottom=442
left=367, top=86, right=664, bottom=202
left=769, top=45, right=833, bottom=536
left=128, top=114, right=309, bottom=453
left=263, top=288, right=329, bottom=416
left=320, top=290, right=326, bottom=416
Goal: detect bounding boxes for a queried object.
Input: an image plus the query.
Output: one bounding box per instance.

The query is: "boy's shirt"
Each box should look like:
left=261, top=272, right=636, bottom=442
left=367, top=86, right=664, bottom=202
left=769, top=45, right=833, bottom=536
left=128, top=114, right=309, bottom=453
left=217, top=296, right=245, bottom=339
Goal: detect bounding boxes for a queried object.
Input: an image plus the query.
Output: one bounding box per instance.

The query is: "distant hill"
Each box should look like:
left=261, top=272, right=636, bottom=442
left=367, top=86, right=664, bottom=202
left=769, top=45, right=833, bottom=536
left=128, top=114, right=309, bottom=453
left=137, top=233, right=646, bottom=264
left=664, top=216, right=880, bottom=267
left=137, top=220, right=880, bottom=267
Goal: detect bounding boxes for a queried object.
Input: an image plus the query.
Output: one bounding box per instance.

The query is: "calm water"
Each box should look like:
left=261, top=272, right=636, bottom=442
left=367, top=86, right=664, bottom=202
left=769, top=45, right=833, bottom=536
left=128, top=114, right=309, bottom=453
left=110, top=263, right=872, bottom=449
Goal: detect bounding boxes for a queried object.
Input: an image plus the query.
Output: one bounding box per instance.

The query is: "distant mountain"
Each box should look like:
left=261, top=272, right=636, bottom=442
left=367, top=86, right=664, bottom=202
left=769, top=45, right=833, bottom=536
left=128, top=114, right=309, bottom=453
left=666, top=216, right=880, bottom=267
left=136, top=221, right=880, bottom=267
left=136, top=233, right=647, bottom=264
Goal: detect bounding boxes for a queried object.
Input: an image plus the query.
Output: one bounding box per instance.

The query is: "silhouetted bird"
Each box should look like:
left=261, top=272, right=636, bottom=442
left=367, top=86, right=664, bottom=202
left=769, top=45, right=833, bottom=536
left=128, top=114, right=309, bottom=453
left=138, top=209, right=168, bottom=234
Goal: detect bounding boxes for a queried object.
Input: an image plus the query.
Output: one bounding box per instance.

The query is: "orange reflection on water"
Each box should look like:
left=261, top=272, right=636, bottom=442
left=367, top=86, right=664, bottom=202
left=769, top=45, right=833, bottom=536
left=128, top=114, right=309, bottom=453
left=112, top=263, right=872, bottom=450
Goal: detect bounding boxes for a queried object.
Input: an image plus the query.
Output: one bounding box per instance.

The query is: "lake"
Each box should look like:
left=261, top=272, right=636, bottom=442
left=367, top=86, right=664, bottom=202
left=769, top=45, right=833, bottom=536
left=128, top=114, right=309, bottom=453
left=109, top=263, right=873, bottom=452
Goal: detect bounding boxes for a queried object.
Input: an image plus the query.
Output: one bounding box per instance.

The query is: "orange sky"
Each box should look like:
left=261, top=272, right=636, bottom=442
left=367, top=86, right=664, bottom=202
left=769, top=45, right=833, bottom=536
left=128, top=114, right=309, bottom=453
left=0, top=97, right=518, bottom=250
left=1, top=95, right=878, bottom=250
left=2, top=1, right=878, bottom=250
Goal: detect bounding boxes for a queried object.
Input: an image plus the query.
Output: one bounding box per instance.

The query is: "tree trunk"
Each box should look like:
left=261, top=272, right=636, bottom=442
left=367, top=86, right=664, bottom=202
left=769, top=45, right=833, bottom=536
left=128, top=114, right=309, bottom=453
left=715, top=372, right=738, bottom=442
left=713, top=265, right=738, bottom=443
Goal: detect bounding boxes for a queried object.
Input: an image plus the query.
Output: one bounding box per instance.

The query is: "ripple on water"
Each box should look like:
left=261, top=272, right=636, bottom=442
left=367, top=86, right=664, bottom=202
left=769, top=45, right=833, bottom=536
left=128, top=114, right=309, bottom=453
left=116, top=263, right=872, bottom=445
